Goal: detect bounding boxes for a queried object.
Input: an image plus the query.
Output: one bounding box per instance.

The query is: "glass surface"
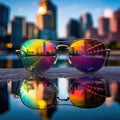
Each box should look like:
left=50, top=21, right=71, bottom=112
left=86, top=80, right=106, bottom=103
left=69, top=76, right=107, bottom=108
left=69, top=39, right=106, bottom=72
left=20, top=76, right=57, bottom=110
left=20, top=39, right=57, bottom=72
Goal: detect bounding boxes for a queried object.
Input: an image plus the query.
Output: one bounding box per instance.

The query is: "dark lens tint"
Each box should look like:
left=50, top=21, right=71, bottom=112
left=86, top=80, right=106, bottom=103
left=20, top=39, right=56, bottom=72
left=69, top=39, right=106, bottom=73
left=20, top=77, right=57, bottom=110
left=69, top=76, right=108, bottom=108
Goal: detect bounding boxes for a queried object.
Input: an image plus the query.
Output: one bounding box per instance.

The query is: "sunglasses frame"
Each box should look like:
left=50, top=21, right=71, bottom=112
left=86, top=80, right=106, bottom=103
left=16, top=38, right=111, bottom=73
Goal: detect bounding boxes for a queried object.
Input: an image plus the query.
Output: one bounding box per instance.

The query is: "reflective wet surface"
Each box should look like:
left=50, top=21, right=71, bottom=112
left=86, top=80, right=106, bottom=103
left=1, top=75, right=120, bottom=120
left=0, top=54, right=120, bottom=120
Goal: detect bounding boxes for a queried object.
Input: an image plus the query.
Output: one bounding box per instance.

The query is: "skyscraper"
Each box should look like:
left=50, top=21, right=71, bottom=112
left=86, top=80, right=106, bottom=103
left=85, top=28, right=98, bottom=38
left=110, top=9, right=120, bottom=33
left=66, top=19, right=79, bottom=40
left=34, top=26, right=40, bottom=39
left=109, top=9, right=120, bottom=42
left=36, top=0, right=57, bottom=40
left=98, top=17, right=110, bottom=36
left=26, top=22, right=35, bottom=39
left=11, top=17, right=26, bottom=49
left=0, top=3, right=10, bottom=37
left=79, top=12, right=93, bottom=38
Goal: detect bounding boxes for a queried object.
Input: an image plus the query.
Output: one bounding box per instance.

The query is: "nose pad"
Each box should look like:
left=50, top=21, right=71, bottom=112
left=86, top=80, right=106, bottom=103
left=67, top=56, right=72, bottom=64
left=54, top=55, right=58, bottom=64
left=105, top=49, right=111, bottom=66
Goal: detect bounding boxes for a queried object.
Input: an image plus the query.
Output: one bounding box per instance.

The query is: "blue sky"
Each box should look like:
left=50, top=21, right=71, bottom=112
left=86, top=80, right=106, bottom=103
left=0, top=0, right=120, bottom=38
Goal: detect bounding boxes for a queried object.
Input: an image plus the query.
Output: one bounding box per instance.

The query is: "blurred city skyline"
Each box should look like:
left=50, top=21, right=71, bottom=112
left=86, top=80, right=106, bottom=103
left=1, top=0, right=120, bottom=38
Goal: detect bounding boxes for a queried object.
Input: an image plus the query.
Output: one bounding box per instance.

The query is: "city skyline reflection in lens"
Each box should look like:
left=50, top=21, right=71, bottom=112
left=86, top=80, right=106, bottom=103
left=69, top=75, right=108, bottom=108
left=20, top=76, right=57, bottom=110
left=69, top=39, right=106, bottom=73
left=20, top=39, right=57, bottom=72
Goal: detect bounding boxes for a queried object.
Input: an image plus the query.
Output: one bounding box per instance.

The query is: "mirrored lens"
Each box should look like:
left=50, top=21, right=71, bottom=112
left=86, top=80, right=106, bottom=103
left=20, top=77, right=57, bottom=110
left=69, top=39, right=106, bottom=72
left=69, top=76, right=107, bottom=108
left=20, top=39, right=56, bottom=72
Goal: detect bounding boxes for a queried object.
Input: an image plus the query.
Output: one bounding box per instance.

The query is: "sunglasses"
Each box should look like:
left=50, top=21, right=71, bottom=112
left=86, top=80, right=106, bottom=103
left=16, top=38, right=111, bottom=73
left=19, top=75, right=110, bottom=110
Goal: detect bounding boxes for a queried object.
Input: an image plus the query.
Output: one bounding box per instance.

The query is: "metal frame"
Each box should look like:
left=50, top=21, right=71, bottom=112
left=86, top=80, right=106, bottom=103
left=15, top=39, right=111, bottom=72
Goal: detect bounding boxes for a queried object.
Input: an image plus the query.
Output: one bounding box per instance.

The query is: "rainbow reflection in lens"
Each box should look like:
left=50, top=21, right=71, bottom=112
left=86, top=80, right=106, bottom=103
left=20, top=77, right=57, bottom=110
left=20, top=39, right=56, bottom=72
left=69, top=76, right=107, bottom=108
left=69, top=39, right=106, bottom=73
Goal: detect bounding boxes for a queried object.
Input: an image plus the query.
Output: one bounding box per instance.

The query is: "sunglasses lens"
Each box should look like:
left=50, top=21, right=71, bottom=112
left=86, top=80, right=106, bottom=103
left=20, top=39, right=56, bottom=72
left=69, top=39, right=106, bottom=72
left=69, top=76, right=106, bottom=108
left=20, top=77, right=57, bottom=110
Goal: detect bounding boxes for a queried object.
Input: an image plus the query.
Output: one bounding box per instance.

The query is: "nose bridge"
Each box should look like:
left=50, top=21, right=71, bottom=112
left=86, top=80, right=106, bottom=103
left=55, top=44, right=71, bottom=64
left=56, top=44, right=69, bottom=50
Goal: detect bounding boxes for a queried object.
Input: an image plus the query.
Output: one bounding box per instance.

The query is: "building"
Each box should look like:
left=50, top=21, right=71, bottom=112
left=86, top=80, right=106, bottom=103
left=109, top=9, right=120, bottom=42
left=0, top=3, right=10, bottom=36
left=11, top=17, right=26, bottom=49
left=98, top=17, right=110, bottom=36
left=79, top=12, right=93, bottom=38
left=110, top=9, right=120, bottom=33
left=66, top=19, right=79, bottom=40
left=34, top=26, right=40, bottom=39
left=26, top=22, right=35, bottom=39
left=36, top=0, right=57, bottom=40
left=85, top=28, right=98, bottom=39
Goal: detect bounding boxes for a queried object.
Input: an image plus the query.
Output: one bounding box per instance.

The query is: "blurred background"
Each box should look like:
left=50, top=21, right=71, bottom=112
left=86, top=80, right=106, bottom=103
left=0, top=0, right=120, bottom=68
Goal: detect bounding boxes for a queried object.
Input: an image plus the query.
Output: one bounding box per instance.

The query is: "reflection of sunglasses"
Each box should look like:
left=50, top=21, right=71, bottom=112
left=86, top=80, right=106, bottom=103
left=16, top=38, right=111, bottom=73
left=20, top=75, right=110, bottom=110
